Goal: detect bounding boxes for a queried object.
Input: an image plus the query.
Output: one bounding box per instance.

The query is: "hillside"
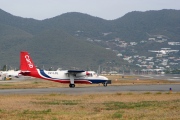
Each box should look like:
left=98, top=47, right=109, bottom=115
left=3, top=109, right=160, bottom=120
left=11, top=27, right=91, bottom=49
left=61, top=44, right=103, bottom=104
left=42, top=12, right=111, bottom=38
left=21, top=29, right=122, bottom=69
left=112, top=9, right=180, bottom=41
left=0, top=9, right=179, bottom=71
left=41, top=9, right=180, bottom=42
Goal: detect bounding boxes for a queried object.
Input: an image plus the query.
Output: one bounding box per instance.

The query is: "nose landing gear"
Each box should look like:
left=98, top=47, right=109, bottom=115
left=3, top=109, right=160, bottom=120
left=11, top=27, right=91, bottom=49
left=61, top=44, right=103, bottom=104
left=69, top=84, right=75, bottom=88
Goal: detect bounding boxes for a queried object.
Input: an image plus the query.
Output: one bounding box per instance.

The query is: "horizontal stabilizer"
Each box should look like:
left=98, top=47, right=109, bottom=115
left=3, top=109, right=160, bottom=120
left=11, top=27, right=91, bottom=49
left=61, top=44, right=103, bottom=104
left=19, top=70, right=31, bottom=76
left=20, top=71, right=31, bottom=73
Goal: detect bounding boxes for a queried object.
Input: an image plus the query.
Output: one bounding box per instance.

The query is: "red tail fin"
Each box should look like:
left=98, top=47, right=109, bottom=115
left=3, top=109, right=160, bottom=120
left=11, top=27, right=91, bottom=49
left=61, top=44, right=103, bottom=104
left=20, top=51, right=37, bottom=71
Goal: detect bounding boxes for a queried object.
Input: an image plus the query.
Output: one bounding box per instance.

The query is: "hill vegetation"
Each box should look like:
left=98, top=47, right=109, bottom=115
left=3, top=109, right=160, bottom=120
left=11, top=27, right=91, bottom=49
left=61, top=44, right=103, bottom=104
left=112, top=9, right=180, bottom=41
left=0, top=9, right=179, bottom=71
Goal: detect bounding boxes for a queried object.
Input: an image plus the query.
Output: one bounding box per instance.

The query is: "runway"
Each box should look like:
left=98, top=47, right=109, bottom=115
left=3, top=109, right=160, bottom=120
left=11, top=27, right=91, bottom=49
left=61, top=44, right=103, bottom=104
left=0, top=84, right=179, bottom=94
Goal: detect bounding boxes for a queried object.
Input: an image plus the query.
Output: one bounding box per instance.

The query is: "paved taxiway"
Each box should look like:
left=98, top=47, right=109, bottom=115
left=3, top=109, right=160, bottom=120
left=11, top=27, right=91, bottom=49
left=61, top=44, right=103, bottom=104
left=0, top=84, right=179, bottom=94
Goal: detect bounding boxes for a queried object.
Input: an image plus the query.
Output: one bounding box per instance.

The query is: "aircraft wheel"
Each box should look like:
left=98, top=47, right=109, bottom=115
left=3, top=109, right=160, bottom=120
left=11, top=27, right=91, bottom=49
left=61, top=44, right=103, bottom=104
left=72, top=84, right=75, bottom=88
left=103, top=82, right=107, bottom=87
left=69, top=84, right=75, bottom=88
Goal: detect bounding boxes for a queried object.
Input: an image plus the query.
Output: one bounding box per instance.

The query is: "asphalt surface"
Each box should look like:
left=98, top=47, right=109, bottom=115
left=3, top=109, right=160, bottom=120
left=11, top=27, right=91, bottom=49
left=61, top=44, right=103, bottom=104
left=0, top=84, right=179, bottom=95
left=0, top=74, right=179, bottom=95
left=139, top=74, right=180, bottom=81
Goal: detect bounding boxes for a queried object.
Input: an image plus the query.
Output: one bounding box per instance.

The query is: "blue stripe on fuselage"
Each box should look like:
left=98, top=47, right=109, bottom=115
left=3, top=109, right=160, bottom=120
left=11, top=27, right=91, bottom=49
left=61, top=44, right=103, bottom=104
left=39, top=70, right=52, bottom=79
left=88, top=79, right=107, bottom=84
left=39, top=70, right=58, bottom=79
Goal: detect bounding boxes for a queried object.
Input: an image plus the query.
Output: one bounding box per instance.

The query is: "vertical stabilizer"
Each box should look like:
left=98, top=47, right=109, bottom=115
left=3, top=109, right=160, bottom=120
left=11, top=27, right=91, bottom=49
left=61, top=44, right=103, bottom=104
left=20, top=51, right=37, bottom=71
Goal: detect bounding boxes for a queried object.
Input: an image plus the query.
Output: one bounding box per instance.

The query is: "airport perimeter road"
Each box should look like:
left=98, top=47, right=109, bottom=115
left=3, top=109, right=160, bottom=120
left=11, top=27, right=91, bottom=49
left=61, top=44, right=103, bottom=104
left=0, top=84, right=179, bottom=95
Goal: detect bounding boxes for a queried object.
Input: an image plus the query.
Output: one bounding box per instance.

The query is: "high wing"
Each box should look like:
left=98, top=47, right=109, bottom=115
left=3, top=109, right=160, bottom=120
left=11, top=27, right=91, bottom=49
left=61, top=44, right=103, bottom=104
left=67, top=70, right=85, bottom=73
left=148, top=50, right=160, bottom=52
left=167, top=50, right=179, bottom=52
left=67, top=70, right=91, bottom=77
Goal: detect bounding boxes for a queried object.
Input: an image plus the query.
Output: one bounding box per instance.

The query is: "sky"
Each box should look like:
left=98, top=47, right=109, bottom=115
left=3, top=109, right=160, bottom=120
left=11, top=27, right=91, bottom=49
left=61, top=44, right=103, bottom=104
left=0, top=0, right=180, bottom=20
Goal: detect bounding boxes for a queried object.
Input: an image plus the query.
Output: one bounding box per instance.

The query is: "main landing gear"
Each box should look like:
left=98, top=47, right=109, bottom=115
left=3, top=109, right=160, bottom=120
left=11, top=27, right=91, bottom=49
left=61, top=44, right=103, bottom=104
left=103, top=82, right=107, bottom=87
left=69, top=84, right=75, bottom=88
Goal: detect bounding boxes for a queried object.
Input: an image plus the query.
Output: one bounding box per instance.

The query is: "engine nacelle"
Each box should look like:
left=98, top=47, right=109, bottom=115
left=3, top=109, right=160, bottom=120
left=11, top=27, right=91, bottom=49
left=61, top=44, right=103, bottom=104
left=75, top=72, right=88, bottom=77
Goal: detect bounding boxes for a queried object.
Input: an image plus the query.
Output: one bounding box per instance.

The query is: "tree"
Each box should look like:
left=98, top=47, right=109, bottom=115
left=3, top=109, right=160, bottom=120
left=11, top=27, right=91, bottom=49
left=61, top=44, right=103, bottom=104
left=2, top=65, right=7, bottom=71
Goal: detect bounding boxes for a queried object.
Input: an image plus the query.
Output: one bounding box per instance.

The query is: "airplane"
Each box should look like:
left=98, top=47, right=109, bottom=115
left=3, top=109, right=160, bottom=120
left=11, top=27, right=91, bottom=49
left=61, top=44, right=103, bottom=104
left=19, top=51, right=111, bottom=88
left=148, top=49, right=179, bottom=55
left=0, top=70, right=21, bottom=80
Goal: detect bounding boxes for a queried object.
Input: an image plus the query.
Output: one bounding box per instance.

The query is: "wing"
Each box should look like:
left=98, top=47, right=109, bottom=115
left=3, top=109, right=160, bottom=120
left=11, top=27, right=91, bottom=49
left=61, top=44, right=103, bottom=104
left=149, top=50, right=160, bottom=53
left=68, top=70, right=85, bottom=73
left=67, top=70, right=88, bottom=77
left=167, top=50, right=179, bottom=52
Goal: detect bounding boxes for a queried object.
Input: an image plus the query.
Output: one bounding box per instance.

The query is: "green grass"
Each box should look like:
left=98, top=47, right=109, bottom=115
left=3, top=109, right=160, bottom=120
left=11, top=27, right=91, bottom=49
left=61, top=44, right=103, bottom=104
left=18, top=109, right=52, bottom=119
left=34, top=100, right=80, bottom=105
left=104, top=101, right=161, bottom=110
left=32, top=81, right=39, bottom=84
left=155, top=92, right=162, bottom=94
left=22, top=109, right=51, bottom=115
left=0, top=109, right=4, bottom=113
left=143, top=92, right=151, bottom=94
left=112, top=111, right=123, bottom=119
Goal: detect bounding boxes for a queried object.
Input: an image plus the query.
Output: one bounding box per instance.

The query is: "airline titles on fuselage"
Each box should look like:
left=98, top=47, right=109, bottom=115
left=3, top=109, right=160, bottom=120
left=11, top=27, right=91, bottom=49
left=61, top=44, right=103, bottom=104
left=47, top=72, right=58, bottom=75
